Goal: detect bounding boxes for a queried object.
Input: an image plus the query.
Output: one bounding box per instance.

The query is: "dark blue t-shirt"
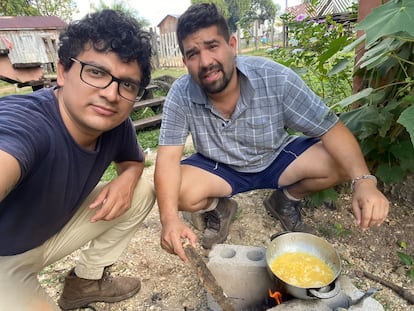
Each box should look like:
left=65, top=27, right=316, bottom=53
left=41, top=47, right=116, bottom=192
left=0, top=88, right=143, bottom=255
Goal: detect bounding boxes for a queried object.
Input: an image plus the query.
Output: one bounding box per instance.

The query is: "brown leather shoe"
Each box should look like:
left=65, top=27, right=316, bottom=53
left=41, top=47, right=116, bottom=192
left=58, top=268, right=141, bottom=310
left=202, top=198, right=238, bottom=249
left=264, top=190, right=312, bottom=233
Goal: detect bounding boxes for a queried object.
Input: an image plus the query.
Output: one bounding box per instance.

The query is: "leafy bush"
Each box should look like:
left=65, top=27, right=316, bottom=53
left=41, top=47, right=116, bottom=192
left=333, top=0, right=414, bottom=184
left=267, top=7, right=357, bottom=109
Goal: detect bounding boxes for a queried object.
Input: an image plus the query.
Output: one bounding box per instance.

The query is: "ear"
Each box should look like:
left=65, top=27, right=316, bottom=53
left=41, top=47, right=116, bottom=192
left=229, top=35, right=237, bottom=56
left=56, top=61, right=66, bottom=87
left=182, top=56, right=187, bottom=67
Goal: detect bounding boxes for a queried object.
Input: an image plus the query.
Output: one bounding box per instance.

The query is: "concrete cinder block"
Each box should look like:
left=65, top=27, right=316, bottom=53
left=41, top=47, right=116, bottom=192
left=206, top=244, right=277, bottom=311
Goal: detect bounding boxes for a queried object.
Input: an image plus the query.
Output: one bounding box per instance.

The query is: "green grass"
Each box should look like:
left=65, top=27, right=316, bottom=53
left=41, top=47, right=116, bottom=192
left=0, top=84, right=33, bottom=96
left=240, top=47, right=272, bottom=58
left=152, top=67, right=187, bottom=79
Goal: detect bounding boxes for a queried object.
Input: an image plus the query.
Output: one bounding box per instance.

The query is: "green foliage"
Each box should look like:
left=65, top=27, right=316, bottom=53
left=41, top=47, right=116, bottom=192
left=91, top=0, right=149, bottom=26
left=333, top=223, right=351, bottom=236
left=267, top=9, right=356, bottom=109
left=333, top=0, right=414, bottom=183
left=0, top=0, right=39, bottom=16
left=227, top=0, right=253, bottom=33
left=240, top=47, right=269, bottom=57
left=356, top=0, right=414, bottom=48
left=130, top=107, right=156, bottom=122
left=318, top=222, right=351, bottom=238
left=397, top=251, right=414, bottom=280
left=191, top=0, right=276, bottom=35
left=101, top=128, right=160, bottom=181
left=152, top=68, right=187, bottom=80
left=101, top=162, right=117, bottom=181
left=239, top=0, right=277, bottom=28
left=0, top=0, right=76, bottom=22
left=191, top=0, right=230, bottom=18
left=305, top=187, right=338, bottom=208
left=137, top=128, right=160, bottom=150
left=32, top=0, right=76, bottom=22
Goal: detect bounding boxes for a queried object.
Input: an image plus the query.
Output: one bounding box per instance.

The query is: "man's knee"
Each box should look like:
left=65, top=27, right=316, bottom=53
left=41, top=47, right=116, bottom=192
left=130, top=178, right=156, bottom=215
left=177, top=192, right=210, bottom=212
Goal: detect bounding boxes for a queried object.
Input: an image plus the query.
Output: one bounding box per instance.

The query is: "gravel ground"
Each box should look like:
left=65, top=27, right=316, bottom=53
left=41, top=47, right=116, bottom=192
left=41, top=151, right=414, bottom=311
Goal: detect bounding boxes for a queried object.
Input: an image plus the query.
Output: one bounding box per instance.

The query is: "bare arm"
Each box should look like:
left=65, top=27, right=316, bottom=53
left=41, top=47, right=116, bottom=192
left=321, top=121, right=389, bottom=229
left=0, top=149, right=21, bottom=203
left=89, top=160, right=144, bottom=222
left=154, top=145, right=197, bottom=262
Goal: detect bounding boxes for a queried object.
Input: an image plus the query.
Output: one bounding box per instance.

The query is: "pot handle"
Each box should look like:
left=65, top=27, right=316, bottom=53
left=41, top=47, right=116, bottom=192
left=309, top=278, right=341, bottom=299
left=270, top=231, right=289, bottom=241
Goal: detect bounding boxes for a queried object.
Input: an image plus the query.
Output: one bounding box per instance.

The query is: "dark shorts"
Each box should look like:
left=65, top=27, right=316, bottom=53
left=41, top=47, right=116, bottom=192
left=181, top=136, right=320, bottom=195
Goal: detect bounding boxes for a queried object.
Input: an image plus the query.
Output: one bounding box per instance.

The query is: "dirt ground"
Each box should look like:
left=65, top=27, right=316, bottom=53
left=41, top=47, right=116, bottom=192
left=41, top=150, right=414, bottom=311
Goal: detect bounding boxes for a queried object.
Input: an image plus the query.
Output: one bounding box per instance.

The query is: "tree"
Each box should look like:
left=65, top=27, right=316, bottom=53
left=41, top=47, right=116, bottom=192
left=91, top=0, right=150, bottom=27
left=191, top=0, right=230, bottom=19
left=0, top=0, right=76, bottom=22
left=239, top=0, right=277, bottom=49
left=31, top=0, right=76, bottom=22
left=191, top=0, right=254, bottom=33
left=226, top=0, right=252, bottom=33
left=0, top=0, right=39, bottom=16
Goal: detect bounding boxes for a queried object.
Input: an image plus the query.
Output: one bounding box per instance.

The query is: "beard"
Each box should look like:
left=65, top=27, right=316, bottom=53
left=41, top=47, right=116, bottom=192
left=198, top=63, right=234, bottom=94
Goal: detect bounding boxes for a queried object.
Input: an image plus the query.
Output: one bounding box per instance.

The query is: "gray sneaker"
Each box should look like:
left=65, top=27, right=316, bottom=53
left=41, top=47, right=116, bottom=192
left=202, top=198, right=238, bottom=249
left=182, top=211, right=206, bottom=231
left=264, top=190, right=312, bottom=232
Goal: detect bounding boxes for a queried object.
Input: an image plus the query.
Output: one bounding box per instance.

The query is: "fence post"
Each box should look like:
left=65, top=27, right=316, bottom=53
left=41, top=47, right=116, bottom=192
left=150, top=27, right=160, bottom=69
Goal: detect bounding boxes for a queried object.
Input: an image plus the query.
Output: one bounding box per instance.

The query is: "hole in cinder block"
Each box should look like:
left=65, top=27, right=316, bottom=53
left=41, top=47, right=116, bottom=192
left=246, top=250, right=264, bottom=261
left=220, top=248, right=236, bottom=258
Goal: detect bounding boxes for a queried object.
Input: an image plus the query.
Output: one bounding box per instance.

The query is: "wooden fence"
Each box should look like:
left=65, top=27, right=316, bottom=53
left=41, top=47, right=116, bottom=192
left=157, top=32, right=183, bottom=68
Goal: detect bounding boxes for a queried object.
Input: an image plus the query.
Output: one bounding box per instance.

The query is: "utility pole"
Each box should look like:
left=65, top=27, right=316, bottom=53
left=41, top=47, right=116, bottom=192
left=283, top=0, right=288, bottom=47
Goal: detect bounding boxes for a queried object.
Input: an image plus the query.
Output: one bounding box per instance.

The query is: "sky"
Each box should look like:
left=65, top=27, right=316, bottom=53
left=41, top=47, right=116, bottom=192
left=73, top=0, right=302, bottom=28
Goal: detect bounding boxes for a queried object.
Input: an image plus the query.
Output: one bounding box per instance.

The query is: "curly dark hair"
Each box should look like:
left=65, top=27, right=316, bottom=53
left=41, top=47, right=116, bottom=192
left=58, top=9, right=152, bottom=87
left=176, top=3, right=231, bottom=55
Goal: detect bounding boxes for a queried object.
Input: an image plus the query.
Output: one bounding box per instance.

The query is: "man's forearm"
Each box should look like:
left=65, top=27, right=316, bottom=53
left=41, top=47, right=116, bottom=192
left=115, top=161, right=144, bottom=187
left=321, top=121, right=371, bottom=180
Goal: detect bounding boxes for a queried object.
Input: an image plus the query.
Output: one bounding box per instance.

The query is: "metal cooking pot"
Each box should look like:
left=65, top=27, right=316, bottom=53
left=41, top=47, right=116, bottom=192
left=265, top=232, right=342, bottom=300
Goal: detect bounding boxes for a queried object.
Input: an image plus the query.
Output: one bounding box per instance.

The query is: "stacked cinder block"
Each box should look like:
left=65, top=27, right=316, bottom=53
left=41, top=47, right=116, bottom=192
left=206, top=244, right=277, bottom=310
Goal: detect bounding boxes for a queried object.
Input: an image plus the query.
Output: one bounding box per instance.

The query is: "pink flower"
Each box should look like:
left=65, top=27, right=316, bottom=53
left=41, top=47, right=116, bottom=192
left=296, top=14, right=307, bottom=22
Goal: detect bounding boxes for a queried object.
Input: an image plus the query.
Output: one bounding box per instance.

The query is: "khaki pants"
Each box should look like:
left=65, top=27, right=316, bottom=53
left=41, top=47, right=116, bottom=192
left=0, top=178, right=155, bottom=311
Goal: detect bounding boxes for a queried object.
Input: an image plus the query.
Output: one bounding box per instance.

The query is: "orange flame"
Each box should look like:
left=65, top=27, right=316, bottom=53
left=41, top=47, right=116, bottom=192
left=268, top=289, right=282, bottom=305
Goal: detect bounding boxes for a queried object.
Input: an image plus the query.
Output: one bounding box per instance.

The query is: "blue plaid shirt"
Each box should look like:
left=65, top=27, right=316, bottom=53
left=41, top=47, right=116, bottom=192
left=159, top=56, right=338, bottom=173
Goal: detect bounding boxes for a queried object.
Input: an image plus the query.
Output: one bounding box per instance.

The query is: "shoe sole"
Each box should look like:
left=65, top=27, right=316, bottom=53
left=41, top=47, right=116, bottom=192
left=58, top=284, right=141, bottom=310
left=201, top=200, right=238, bottom=249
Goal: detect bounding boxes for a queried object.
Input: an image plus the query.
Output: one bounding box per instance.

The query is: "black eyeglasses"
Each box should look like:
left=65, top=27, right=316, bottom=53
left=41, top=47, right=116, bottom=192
left=71, top=58, right=145, bottom=102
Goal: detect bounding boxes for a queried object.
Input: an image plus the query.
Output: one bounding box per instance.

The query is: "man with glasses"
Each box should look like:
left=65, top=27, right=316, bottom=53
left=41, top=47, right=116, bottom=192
left=0, top=10, right=155, bottom=310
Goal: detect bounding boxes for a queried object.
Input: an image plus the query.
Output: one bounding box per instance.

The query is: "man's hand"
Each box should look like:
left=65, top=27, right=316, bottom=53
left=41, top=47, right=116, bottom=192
left=160, top=218, right=198, bottom=263
left=351, top=181, right=389, bottom=230
left=89, top=176, right=135, bottom=222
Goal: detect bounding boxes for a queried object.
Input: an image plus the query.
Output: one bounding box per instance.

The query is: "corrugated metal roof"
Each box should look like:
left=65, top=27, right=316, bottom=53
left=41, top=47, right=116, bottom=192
left=287, top=0, right=356, bottom=17
left=318, top=0, right=357, bottom=16
left=1, top=31, right=58, bottom=65
left=0, top=16, right=66, bottom=30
